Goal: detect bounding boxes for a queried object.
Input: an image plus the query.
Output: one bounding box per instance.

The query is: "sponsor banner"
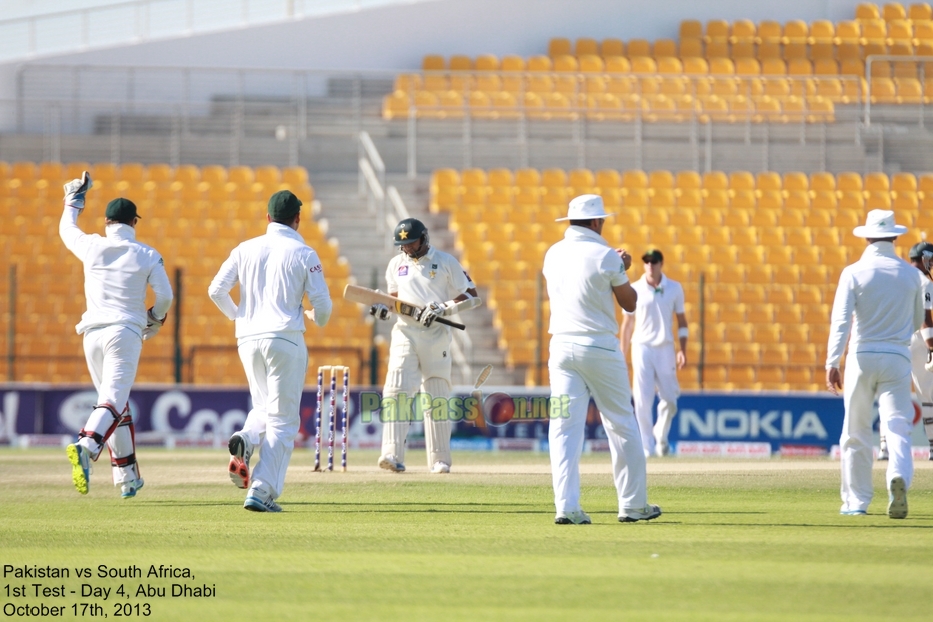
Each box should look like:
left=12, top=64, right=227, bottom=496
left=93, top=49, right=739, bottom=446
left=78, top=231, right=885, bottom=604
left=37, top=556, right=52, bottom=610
left=494, top=438, right=540, bottom=452
left=830, top=445, right=930, bottom=460
left=17, top=434, right=71, bottom=448
left=0, top=385, right=853, bottom=453
left=677, top=441, right=772, bottom=458
left=780, top=444, right=829, bottom=457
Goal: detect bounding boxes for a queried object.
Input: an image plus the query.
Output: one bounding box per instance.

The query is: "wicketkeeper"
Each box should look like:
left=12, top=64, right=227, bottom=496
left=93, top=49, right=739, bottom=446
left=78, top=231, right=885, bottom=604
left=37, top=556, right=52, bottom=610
left=60, top=172, right=173, bottom=498
left=372, top=218, right=481, bottom=474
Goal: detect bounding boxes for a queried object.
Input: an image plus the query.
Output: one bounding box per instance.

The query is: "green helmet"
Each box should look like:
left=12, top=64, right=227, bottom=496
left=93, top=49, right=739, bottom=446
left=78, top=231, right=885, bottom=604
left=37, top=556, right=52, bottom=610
left=909, top=241, right=933, bottom=261
left=393, top=218, right=429, bottom=246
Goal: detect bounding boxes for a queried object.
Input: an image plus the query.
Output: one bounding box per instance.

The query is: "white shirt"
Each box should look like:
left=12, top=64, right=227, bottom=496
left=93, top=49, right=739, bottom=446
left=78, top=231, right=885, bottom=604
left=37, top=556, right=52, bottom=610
left=543, top=225, right=629, bottom=351
left=826, top=241, right=924, bottom=368
left=385, top=245, right=471, bottom=329
left=208, top=222, right=332, bottom=343
left=922, top=272, right=933, bottom=311
left=624, top=274, right=684, bottom=347
left=59, top=207, right=173, bottom=336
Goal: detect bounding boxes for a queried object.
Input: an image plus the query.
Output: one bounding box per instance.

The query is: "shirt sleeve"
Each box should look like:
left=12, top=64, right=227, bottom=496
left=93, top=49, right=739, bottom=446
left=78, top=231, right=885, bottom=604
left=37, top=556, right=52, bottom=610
left=826, top=268, right=854, bottom=369
left=674, top=282, right=685, bottom=314
left=304, top=249, right=332, bottom=327
left=58, top=206, right=96, bottom=260
left=208, top=251, right=240, bottom=321
left=924, top=280, right=933, bottom=311
left=148, top=254, right=174, bottom=320
left=914, top=279, right=925, bottom=333
left=606, top=251, right=629, bottom=288
left=448, top=257, right=472, bottom=297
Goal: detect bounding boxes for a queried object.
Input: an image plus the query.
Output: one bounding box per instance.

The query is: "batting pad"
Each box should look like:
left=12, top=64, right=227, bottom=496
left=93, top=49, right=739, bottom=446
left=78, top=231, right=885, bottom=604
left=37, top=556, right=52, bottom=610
left=381, top=381, right=412, bottom=463
left=107, top=413, right=139, bottom=485
left=423, top=377, right=452, bottom=467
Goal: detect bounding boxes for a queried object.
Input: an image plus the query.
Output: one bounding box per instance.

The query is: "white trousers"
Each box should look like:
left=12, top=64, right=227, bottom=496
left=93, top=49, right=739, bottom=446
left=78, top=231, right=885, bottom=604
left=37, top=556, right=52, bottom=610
left=82, top=325, right=142, bottom=485
left=548, top=341, right=647, bottom=516
left=631, top=342, right=680, bottom=456
left=840, top=351, right=914, bottom=513
left=381, top=322, right=453, bottom=467
left=238, top=336, right=308, bottom=500
left=908, top=332, right=933, bottom=446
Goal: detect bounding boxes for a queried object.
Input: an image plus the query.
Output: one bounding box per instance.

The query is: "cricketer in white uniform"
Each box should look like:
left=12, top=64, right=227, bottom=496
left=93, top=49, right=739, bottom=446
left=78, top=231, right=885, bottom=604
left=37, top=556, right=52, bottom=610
left=826, top=210, right=923, bottom=519
left=906, top=241, right=933, bottom=461
left=209, top=190, right=332, bottom=513
left=621, top=249, right=688, bottom=458
left=542, top=194, right=661, bottom=525
left=60, top=173, right=173, bottom=499
left=372, top=218, right=481, bottom=474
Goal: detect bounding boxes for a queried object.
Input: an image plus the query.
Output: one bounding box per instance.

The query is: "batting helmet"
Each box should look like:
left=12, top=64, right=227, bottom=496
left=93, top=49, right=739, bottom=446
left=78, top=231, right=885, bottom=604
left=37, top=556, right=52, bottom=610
left=393, top=218, right=429, bottom=246
left=909, top=241, right=933, bottom=261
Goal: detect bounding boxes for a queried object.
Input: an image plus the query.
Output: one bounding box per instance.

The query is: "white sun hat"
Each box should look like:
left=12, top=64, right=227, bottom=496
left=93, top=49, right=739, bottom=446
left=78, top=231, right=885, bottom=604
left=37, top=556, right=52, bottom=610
left=555, top=194, right=613, bottom=222
left=852, top=209, right=908, bottom=238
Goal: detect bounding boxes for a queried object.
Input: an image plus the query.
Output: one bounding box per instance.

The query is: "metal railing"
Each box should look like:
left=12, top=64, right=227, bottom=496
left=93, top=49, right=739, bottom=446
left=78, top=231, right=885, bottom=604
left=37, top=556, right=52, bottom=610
left=1, top=64, right=882, bottom=177
left=864, top=54, right=933, bottom=127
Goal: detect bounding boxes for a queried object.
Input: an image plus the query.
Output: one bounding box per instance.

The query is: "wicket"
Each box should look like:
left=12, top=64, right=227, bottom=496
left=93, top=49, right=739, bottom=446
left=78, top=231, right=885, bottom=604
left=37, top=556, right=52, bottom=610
left=315, top=365, right=349, bottom=472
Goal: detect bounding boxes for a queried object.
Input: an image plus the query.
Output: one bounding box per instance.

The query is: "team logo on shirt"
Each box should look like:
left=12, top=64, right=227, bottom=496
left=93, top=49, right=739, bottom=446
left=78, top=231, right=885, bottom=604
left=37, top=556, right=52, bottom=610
left=432, top=264, right=438, bottom=269
left=429, top=271, right=436, bottom=279
left=927, top=292, right=931, bottom=303
left=398, top=266, right=408, bottom=276
left=158, top=258, right=164, bottom=265
left=309, top=264, right=322, bottom=274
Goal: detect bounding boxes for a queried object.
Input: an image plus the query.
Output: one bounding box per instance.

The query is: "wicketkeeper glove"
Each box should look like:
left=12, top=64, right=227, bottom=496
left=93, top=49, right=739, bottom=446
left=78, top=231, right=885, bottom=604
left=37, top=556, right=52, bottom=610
left=142, top=308, right=166, bottom=341
left=369, top=303, right=390, bottom=321
left=926, top=350, right=933, bottom=374
left=63, top=171, right=92, bottom=212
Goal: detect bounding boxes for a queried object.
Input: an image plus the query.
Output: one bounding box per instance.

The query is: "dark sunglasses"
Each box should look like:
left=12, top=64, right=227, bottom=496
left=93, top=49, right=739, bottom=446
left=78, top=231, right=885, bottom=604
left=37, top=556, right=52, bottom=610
left=644, top=259, right=661, bottom=265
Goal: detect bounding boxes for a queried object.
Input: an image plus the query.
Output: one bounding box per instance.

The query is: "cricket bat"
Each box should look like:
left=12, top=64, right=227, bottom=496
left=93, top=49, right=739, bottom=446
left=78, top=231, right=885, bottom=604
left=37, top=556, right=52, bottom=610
left=343, top=284, right=466, bottom=330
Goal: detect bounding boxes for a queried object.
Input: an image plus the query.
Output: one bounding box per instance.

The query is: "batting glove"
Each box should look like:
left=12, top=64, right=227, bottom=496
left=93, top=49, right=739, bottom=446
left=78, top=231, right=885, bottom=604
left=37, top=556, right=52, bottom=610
left=419, top=305, right=440, bottom=328
left=926, top=350, right=933, bottom=374
left=63, top=171, right=92, bottom=212
left=369, top=303, right=390, bottom=321
left=142, top=308, right=166, bottom=341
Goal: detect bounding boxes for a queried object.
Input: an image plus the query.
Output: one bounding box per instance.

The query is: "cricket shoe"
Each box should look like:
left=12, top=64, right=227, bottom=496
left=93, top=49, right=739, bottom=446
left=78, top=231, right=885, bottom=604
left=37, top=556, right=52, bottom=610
left=244, top=492, right=282, bottom=513
left=378, top=454, right=406, bottom=472
left=620, top=504, right=663, bottom=523
left=555, top=510, right=591, bottom=525
left=227, top=432, right=253, bottom=489
left=431, top=461, right=451, bottom=474
left=66, top=443, right=91, bottom=495
left=928, top=446, right=933, bottom=461
left=655, top=441, right=671, bottom=457
left=887, top=476, right=908, bottom=519
left=840, top=507, right=867, bottom=516
left=877, top=438, right=889, bottom=461
left=121, top=478, right=145, bottom=499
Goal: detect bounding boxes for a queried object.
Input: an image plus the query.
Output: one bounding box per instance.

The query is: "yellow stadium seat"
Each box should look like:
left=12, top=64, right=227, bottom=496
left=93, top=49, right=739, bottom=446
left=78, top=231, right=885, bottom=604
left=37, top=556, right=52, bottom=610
left=422, top=55, right=445, bottom=71
left=653, top=39, right=677, bottom=58
left=911, top=3, right=933, bottom=20
left=680, top=39, right=705, bottom=59
left=729, top=171, right=755, bottom=192
left=553, top=55, right=579, bottom=72
left=680, top=19, right=703, bottom=39
left=548, top=38, right=572, bottom=58
left=706, top=19, right=730, bottom=43
left=575, top=38, right=599, bottom=57
left=628, top=39, right=651, bottom=57
left=756, top=20, right=782, bottom=45
left=709, top=58, right=736, bottom=75
left=475, top=54, right=499, bottom=71
left=884, top=3, right=907, bottom=20
left=776, top=304, right=804, bottom=325
left=579, top=55, right=605, bottom=74
left=601, top=38, right=625, bottom=57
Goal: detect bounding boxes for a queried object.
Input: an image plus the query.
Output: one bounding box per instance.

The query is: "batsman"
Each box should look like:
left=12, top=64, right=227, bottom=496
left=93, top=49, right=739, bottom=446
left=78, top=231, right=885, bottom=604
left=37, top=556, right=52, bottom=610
left=372, top=218, right=482, bottom=473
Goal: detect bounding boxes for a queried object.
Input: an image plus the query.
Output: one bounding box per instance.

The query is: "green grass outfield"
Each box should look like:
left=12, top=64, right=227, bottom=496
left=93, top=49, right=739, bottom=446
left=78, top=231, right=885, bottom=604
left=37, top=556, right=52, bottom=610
left=1, top=448, right=932, bottom=621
